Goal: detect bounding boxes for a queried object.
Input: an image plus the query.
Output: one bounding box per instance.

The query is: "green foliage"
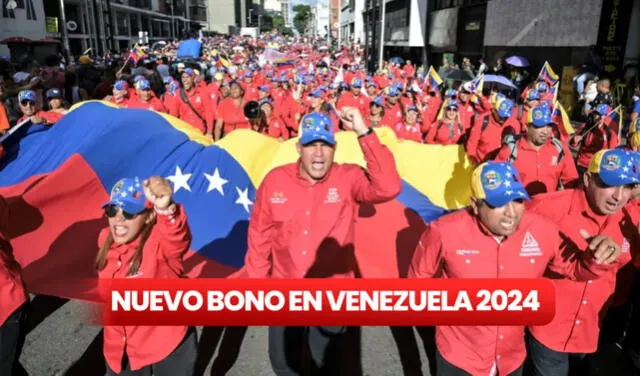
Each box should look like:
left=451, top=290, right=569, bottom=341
left=292, top=4, right=312, bottom=35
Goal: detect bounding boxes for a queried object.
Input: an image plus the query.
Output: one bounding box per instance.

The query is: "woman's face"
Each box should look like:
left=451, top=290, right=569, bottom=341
left=261, top=103, right=273, bottom=117
left=445, top=107, right=458, bottom=120
left=106, top=206, right=154, bottom=244
left=230, top=83, right=243, bottom=99
left=406, top=111, right=418, bottom=124
left=49, top=98, right=63, bottom=109
left=370, top=104, right=382, bottom=115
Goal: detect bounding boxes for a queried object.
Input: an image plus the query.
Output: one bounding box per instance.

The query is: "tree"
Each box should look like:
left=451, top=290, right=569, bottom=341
left=272, top=14, right=293, bottom=36
left=293, top=4, right=312, bottom=35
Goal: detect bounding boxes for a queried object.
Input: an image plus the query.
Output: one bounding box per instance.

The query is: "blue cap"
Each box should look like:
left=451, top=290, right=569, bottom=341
left=387, top=86, right=400, bottom=97
left=258, top=98, right=273, bottom=107
left=594, top=104, right=611, bottom=116
left=183, top=68, right=196, bottom=77
left=114, top=80, right=128, bottom=91
left=366, top=80, right=377, bottom=88
left=101, top=177, right=147, bottom=214
left=136, top=79, right=151, bottom=90
left=295, top=75, right=304, bottom=84
left=471, top=161, right=530, bottom=208
left=526, top=89, right=541, bottom=101
left=299, top=112, right=336, bottom=146
left=18, top=90, right=37, bottom=102
left=388, top=73, right=396, bottom=80
left=46, top=88, right=62, bottom=99
left=244, top=71, right=254, bottom=78
left=446, top=100, right=459, bottom=109
left=259, top=85, right=270, bottom=92
left=309, top=89, right=324, bottom=98
left=163, top=76, right=174, bottom=84
left=527, top=105, right=553, bottom=127
left=371, top=96, right=384, bottom=107
left=351, top=77, right=362, bottom=88
left=445, top=89, right=458, bottom=98
left=134, top=75, right=146, bottom=83
left=406, top=105, right=419, bottom=113
left=340, top=82, right=349, bottom=90
left=329, top=83, right=338, bottom=90
left=589, top=149, right=640, bottom=187
left=495, top=98, right=514, bottom=119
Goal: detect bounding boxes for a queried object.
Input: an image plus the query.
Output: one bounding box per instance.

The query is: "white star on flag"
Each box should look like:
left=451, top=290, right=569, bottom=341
left=620, top=174, right=627, bottom=179
left=504, top=181, right=512, bottom=188
left=204, top=168, right=228, bottom=195
left=235, top=186, right=253, bottom=213
left=505, top=190, right=513, bottom=195
left=517, top=191, right=525, bottom=197
left=506, top=172, right=512, bottom=178
left=624, top=166, right=629, bottom=172
left=128, top=186, right=135, bottom=192
left=167, top=166, right=192, bottom=193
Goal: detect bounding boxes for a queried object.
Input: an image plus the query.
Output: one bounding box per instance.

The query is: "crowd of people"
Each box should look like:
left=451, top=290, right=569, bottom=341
left=1, top=31, right=640, bottom=376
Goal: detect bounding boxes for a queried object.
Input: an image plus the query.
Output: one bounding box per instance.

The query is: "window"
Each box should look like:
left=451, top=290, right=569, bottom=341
left=384, top=0, right=410, bottom=42
left=116, top=12, right=129, bottom=35
left=432, top=0, right=487, bottom=11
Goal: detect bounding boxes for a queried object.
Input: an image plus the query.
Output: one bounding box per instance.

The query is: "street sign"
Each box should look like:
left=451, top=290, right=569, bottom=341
left=596, top=0, right=633, bottom=77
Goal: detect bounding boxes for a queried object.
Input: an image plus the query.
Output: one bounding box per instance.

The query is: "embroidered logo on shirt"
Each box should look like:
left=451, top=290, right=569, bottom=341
left=195, top=96, right=201, bottom=104
left=456, top=249, right=480, bottom=256
left=324, top=187, right=342, bottom=204
left=550, top=156, right=558, bottom=166
left=520, top=232, right=542, bottom=256
left=270, top=191, right=288, bottom=204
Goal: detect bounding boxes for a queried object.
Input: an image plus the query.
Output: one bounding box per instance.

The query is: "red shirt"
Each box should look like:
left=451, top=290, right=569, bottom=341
left=0, top=196, right=28, bottom=326
left=337, top=92, right=369, bottom=115
left=457, top=101, right=475, bottom=130
left=466, top=113, right=521, bottom=163
left=98, top=206, right=191, bottom=373
left=244, top=132, right=401, bottom=278
left=382, top=103, right=403, bottom=128
left=109, top=96, right=130, bottom=108
left=18, top=110, right=61, bottom=125
left=174, top=87, right=215, bottom=134
left=571, top=123, right=619, bottom=168
left=216, top=98, right=252, bottom=136
left=408, top=209, right=616, bottom=375
left=527, top=189, right=634, bottom=354
left=244, top=83, right=260, bottom=102
left=494, top=137, right=579, bottom=195
left=393, top=122, right=423, bottom=143
left=128, top=96, right=167, bottom=113
left=424, top=120, right=464, bottom=145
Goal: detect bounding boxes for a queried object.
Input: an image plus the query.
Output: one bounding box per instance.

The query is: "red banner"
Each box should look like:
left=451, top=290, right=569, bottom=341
left=101, top=278, right=555, bottom=326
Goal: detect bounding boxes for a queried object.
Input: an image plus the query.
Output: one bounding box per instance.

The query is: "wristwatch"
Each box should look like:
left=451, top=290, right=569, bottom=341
left=358, top=128, right=374, bottom=138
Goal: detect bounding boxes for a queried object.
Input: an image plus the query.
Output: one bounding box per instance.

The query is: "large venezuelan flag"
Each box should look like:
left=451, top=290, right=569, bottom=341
left=0, top=102, right=473, bottom=301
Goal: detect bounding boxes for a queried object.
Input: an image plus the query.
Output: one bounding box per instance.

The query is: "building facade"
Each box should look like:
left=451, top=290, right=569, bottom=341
left=207, top=0, right=236, bottom=33
left=340, top=0, right=364, bottom=44
left=315, top=2, right=330, bottom=37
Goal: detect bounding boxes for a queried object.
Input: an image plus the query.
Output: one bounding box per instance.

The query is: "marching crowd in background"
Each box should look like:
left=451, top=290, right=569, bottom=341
left=1, top=31, right=640, bottom=376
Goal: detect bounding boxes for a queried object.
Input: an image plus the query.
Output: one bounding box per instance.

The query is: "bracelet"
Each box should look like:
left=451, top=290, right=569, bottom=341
left=358, top=128, right=373, bottom=138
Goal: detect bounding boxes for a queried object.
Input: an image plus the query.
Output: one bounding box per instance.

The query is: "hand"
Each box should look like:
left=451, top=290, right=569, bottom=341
left=572, top=135, right=584, bottom=144
left=339, top=107, right=368, bottom=136
left=143, top=176, right=173, bottom=210
left=580, top=229, right=621, bottom=264
left=29, top=116, right=46, bottom=124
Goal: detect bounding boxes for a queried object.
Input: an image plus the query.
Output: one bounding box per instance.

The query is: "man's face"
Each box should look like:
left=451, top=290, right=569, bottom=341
left=230, top=84, right=243, bottom=98
left=352, top=87, right=361, bottom=96
left=584, top=173, right=633, bottom=215
left=140, top=89, right=152, bottom=101
left=459, top=92, right=470, bottom=103
left=366, top=86, right=376, bottom=96
left=258, top=91, right=268, bottom=100
left=387, top=95, right=398, bottom=105
left=406, top=110, right=418, bottom=124
left=181, top=74, right=194, bottom=90
left=472, top=198, right=525, bottom=237
left=526, top=124, right=552, bottom=146
left=20, top=100, right=36, bottom=116
left=310, top=96, right=322, bottom=108
left=296, top=141, right=336, bottom=182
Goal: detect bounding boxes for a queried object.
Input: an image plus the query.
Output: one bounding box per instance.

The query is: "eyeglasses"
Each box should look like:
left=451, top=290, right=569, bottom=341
left=20, top=100, right=35, bottom=107
left=104, top=205, right=141, bottom=220
left=446, top=107, right=458, bottom=112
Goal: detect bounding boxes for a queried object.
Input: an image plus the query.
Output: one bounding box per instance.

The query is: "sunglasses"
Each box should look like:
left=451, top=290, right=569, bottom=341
left=20, top=100, right=35, bottom=107
left=446, top=107, right=458, bottom=112
left=104, top=205, right=142, bottom=220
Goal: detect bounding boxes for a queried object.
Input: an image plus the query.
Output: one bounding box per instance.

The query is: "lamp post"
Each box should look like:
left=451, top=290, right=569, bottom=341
left=58, top=0, right=71, bottom=62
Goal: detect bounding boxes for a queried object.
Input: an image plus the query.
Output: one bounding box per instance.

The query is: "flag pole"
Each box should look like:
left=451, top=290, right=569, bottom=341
left=0, top=119, right=31, bottom=145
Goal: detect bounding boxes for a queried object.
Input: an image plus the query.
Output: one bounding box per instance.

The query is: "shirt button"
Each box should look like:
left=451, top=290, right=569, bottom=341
left=582, top=300, right=587, bottom=305
left=122, top=336, right=126, bottom=342
left=306, top=210, right=311, bottom=215
left=530, top=259, right=535, bottom=264
left=588, top=280, right=593, bottom=284
left=117, top=261, right=122, bottom=267
left=499, top=335, right=504, bottom=340
left=496, top=355, right=501, bottom=359
left=499, top=265, right=504, bottom=270
left=465, top=259, right=471, bottom=264
left=301, top=250, right=307, bottom=255
left=576, top=320, right=581, bottom=325
left=303, top=230, right=308, bottom=235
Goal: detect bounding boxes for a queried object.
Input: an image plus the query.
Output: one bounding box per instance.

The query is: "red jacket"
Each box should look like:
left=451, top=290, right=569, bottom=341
left=466, top=112, right=521, bottom=164
left=381, top=103, right=404, bottom=129
left=173, top=87, right=215, bottom=134
left=337, top=92, right=369, bottom=115
left=527, top=189, right=634, bottom=354
left=244, top=132, right=401, bottom=278
left=393, top=122, right=423, bottom=143
left=494, top=137, right=579, bottom=195
left=408, top=208, right=617, bottom=375
left=99, top=206, right=191, bottom=373
left=571, top=123, right=618, bottom=168
left=0, top=196, right=28, bottom=326
left=216, top=98, right=252, bottom=136
left=424, top=120, right=464, bottom=145
left=18, top=110, right=62, bottom=125
left=128, top=96, right=167, bottom=113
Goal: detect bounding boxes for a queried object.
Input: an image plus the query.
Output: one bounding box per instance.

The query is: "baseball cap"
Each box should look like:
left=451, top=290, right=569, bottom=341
left=136, top=79, right=151, bottom=90
left=387, top=86, right=400, bottom=97
left=445, top=89, right=458, bottom=98
left=309, top=89, right=324, bottom=98
left=182, top=68, right=196, bottom=77
left=258, top=85, right=270, bottom=92
left=18, top=90, right=37, bottom=103
left=494, top=97, right=514, bottom=119
left=244, top=71, right=254, bottom=78
left=46, top=88, right=62, bottom=99
left=299, top=112, right=336, bottom=146
left=370, top=96, right=384, bottom=107
left=588, top=149, right=639, bottom=187
left=406, top=105, right=419, bottom=113
left=113, top=80, right=128, bottom=91
left=101, top=177, right=148, bottom=215
left=163, top=76, right=174, bottom=84
left=445, top=100, right=459, bottom=109
left=258, top=98, right=273, bottom=107
left=526, top=89, right=541, bottom=101
left=351, top=78, right=362, bottom=88
left=526, top=105, right=553, bottom=127
left=471, top=161, right=530, bottom=208
left=536, top=82, right=548, bottom=92
left=365, top=80, right=377, bottom=88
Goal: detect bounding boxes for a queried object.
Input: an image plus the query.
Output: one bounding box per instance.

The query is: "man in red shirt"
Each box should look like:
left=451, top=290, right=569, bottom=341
left=495, top=105, right=578, bottom=195
left=173, top=68, right=215, bottom=136
left=381, top=86, right=404, bottom=128
left=466, top=97, right=520, bottom=164
left=526, top=148, right=639, bottom=376
left=128, top=79, right=167, bottom=113
left=515, top=89, right=540, bottom=128
left=337, top=78, right=368, bottom=115
left=245, top=108, right=401, bottom=375
left=409, top=161, right=624, bottom=376
left=16, top=90, right=59, bottom=125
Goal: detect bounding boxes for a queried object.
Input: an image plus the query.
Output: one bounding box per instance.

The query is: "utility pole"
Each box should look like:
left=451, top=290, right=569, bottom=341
left=378, top=0, right=386, bottom=69
left=58, top=0, right=71, bottom=62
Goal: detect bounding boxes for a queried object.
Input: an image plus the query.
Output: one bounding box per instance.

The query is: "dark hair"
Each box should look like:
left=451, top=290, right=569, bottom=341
left=95, top=213, right=155, bottom=275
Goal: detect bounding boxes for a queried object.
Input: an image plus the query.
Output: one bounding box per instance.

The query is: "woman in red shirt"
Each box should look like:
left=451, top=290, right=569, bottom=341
left=393, top=105, right=423, bottom=142
left=107, top=80, right=130, bottom=108
left=365, top=96, right=385, bottom=128
left=97, top=176, right=196, bottom=376
left=252, top=99, right=285, bottom=139
left=424, top=100, right=465, bottom=145
left=570, top=104, right=619, bottom=175
left=214, top=81, right=251, bottom=140
left=0, top=196, right=29, bottom=375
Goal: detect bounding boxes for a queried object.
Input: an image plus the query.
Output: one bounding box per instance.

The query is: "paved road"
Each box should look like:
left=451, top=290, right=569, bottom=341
left=16, top=295, right=640, bottom=376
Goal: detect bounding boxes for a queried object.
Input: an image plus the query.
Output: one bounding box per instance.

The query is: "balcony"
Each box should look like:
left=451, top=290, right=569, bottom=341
left=189, top=6, right=207, bottom=22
